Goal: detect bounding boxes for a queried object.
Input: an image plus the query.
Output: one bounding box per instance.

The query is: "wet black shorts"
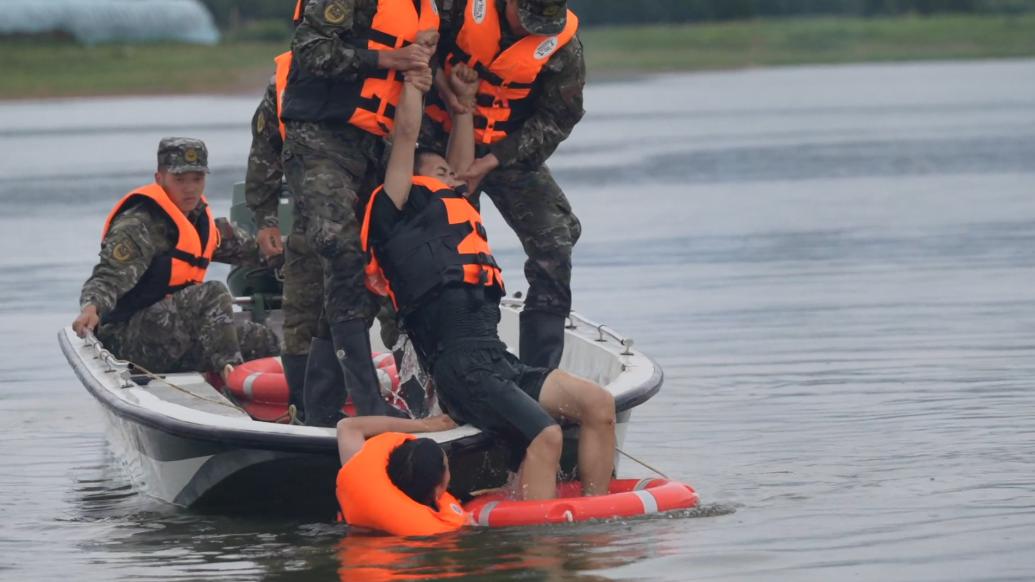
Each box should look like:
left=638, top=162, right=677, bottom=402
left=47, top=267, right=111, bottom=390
left=432, top=340, right=557, bottom=461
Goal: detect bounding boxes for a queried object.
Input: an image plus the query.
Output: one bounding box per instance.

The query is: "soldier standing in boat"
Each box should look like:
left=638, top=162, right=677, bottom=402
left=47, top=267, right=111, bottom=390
left=424, top=0, right=585, bottom=369
left=278, top=0, right=440, bottom=426
left=244, top=50, right=315, bottom=418
left=72, top=138, right=280, bottom=378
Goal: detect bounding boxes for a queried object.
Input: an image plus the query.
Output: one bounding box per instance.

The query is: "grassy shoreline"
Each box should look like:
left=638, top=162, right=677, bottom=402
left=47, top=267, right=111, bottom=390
left=6, top=13, right=1035, bottom=100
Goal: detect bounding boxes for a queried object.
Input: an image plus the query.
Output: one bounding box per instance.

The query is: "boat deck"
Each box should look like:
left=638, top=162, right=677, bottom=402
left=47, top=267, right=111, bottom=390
left=129, top=373, right=250, bottom=418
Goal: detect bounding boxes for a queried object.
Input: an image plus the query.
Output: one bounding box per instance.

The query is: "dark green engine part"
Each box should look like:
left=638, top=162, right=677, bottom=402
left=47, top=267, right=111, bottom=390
left=227, top=182, right=293, bottom=323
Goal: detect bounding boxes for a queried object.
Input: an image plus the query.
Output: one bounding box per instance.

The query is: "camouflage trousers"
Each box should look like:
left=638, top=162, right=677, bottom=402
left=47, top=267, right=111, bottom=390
left=282, top=121, right=383, bottom=334
left=480, top=163, right=582, bottom=315
left=97, top=281, right=281, bottom=373
left=280, top=232, right=324, bottom=356
left=281, top=230, right=401, bottom=354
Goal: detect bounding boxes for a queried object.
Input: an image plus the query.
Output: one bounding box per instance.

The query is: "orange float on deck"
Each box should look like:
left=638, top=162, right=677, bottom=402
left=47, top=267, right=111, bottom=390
left=464, top=478, right=699, bottom=528
left=224, top=354, right=400, bottom=422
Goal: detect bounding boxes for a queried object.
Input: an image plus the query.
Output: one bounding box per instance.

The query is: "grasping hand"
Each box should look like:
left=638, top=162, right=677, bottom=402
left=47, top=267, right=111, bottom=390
left=256, top=226, right=284, bottom=258
left=420, top=414, right=458, bottom=432
left=415, top=29, right=439, bottom=51
left=457, top=153, right=499, bottom=193
left=434, top=68, right=468, bottom=114
left=448, top=63, right=480, bottom=109
left=380, top=43, right=433, bottom=72
left=404, top=65, right=434, bottom=93
left=72, top=305, right=100, bottom=338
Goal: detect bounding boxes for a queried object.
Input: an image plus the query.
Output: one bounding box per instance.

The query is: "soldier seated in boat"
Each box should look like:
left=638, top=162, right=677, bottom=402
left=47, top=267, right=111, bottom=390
left=72, top=137, right=280, bottom=379
left=359, top=64, right=616, bottom=500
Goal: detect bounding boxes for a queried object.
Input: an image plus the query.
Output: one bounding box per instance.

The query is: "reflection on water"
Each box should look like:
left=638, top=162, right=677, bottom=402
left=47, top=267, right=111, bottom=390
left=1, top=59, right=1034, bottom=581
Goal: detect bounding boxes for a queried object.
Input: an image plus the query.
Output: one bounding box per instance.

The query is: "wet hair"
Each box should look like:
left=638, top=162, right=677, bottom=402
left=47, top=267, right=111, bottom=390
left=413, top=146, right=442, bottom=174
left=386, top=438, right=447, bottom=510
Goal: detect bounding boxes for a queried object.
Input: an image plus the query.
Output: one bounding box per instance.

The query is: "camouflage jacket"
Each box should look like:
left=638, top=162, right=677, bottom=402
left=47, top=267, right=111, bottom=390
left=245, top=81, right=284, bottom=229
left=291, top=0, right=380, bottom=80
left=79, top=201, right=262, bottom=317
left=429, top=0, right=586, bottom=169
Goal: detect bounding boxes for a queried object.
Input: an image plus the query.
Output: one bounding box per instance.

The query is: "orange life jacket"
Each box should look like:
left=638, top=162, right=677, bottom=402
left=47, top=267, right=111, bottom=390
left=281, top=0, right=440, bottom=137
left=337, top=432, right=468, bottom=536
left=437, top=0, right=579, bottom=144
left=100, top=183, right=218, bottom=323
left=273, top=51, right=292, bottom=141
left=359, top=176, right=504, bottom=312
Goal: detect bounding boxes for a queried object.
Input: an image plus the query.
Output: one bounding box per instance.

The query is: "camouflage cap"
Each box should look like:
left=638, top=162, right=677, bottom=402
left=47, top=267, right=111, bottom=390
left=157, top=137, right=209, bottom=174
left=517, top=0, right=567, bottom=36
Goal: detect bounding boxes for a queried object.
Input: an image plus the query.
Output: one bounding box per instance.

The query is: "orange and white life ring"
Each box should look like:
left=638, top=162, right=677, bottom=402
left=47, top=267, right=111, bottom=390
left=224, top=354, right=401, bottom=422
left=463, top=478, right=699, bottom=527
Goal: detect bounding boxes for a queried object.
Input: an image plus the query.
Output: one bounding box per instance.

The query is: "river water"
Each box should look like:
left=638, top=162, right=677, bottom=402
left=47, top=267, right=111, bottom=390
left=1, top=59, right=1033, bottom=581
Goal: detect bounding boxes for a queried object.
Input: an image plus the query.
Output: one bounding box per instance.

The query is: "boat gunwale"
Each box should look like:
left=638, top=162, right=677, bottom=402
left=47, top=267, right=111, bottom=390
left=58, top=308, right=663, bottom=455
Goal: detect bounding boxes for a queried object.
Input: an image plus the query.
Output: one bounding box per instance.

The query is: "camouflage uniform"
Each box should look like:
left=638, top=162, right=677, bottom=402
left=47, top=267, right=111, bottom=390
left=244, top=80, right=284, bottom=232
left=427, top=0, right=585, bottom=317
left=281, top=0, right=385, bottom=329
left=244, top=80, right=328, bottom=357
left=80, top=138, right=281, bottom=374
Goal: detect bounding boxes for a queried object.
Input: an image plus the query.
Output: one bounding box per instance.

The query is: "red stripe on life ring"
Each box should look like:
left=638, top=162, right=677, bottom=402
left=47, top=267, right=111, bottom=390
left=464, top=478, right=698, bottom=528
left=223, top=354, right=401, bottom=422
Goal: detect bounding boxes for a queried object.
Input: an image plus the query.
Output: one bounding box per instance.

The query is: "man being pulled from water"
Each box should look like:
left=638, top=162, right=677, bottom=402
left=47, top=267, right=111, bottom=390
left=359, top=63, right=615, bottom=500
left=72, top=138, right=280, bottom=379
left=335, top=414, right=468, bottom=535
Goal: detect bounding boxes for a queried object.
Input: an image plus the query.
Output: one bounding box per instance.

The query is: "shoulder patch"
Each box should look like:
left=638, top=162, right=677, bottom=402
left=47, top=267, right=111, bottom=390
left=256, top=111, right=266, bottom=134
left=111, top=239, right=138, bottom=263
left=324, top=1, right=347, bottom=24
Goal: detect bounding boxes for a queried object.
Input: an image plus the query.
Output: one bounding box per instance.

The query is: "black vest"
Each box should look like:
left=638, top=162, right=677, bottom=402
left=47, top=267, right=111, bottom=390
left=365, top=180, right=504, bottom=314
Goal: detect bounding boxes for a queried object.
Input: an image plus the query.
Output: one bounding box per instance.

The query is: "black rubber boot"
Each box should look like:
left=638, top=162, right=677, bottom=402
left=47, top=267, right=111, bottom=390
left=280, top=354, right=308, bottom=423
left=519, top=310, right=567, bottom=369
left=330, top=320, right=390, bottom=417
left=302, top=337, right=347, bottom=427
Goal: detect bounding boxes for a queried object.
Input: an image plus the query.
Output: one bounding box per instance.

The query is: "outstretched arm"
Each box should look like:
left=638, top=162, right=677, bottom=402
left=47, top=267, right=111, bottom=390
left=445, top=63, right=478, bottom=187
left=337, top=414, right=456, bottom=464
left=383, top=66, right=433, bottom=209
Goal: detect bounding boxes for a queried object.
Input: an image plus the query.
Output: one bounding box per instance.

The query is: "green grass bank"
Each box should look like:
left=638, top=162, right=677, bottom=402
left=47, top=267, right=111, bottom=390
left=6, top=13, right=1035, bottom=100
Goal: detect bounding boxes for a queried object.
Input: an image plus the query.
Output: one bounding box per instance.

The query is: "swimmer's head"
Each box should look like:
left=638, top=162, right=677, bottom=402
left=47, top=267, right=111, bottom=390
left=387, top=438, right=450, bottom=510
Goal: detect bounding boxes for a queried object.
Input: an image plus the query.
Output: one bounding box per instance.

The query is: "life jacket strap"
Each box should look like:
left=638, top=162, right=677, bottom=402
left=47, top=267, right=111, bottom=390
left=170, top=248, right=210, bottom=268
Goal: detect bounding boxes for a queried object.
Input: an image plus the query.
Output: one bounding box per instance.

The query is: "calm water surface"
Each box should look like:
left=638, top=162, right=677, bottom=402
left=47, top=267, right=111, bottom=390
left=1, top=60, right=1034, bottom=581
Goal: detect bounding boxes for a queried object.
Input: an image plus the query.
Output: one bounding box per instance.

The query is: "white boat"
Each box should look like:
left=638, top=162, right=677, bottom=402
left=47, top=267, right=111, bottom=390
left=58, top=299, right=663, bottom=515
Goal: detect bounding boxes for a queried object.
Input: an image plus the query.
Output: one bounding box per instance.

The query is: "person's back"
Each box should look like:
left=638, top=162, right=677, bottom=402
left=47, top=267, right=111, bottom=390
left=362, top=171, right=505, bottom=366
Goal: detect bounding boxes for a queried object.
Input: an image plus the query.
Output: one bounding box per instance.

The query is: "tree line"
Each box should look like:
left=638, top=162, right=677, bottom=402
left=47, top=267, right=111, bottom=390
left=199, top=0, right=1035, bottom=30
left=568, top=0, right=1035, bottom=25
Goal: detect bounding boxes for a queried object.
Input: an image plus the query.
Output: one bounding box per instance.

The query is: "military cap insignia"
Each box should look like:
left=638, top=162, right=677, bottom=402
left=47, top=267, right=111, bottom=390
left=256, top=112, right=266, bottom=134
left=542, top=5, right=562, bottom=17
left=184, top=148, right=199, bottom=163
left=112, top=241, right=136, bottom=263
left=324, top=1, right=347, bottom=24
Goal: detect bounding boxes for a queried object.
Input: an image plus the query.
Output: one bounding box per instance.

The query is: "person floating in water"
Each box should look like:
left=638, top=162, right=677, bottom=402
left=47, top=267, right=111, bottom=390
left=335, top=413, right=468, bottom=536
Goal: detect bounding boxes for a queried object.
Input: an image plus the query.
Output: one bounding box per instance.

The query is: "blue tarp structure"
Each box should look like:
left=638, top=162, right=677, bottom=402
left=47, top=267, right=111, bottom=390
left=0, top=0, right=220, bottom=45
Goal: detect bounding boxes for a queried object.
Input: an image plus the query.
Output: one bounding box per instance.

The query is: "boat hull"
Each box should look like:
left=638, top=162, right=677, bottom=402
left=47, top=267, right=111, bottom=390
left=60, top=301, right=658, bottom=515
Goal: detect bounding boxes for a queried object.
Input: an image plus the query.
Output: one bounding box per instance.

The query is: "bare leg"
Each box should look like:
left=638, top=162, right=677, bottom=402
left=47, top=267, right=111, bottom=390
left=518, top=425, right=563, bottom=500
left=538, top=370, right=617, bottom=496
